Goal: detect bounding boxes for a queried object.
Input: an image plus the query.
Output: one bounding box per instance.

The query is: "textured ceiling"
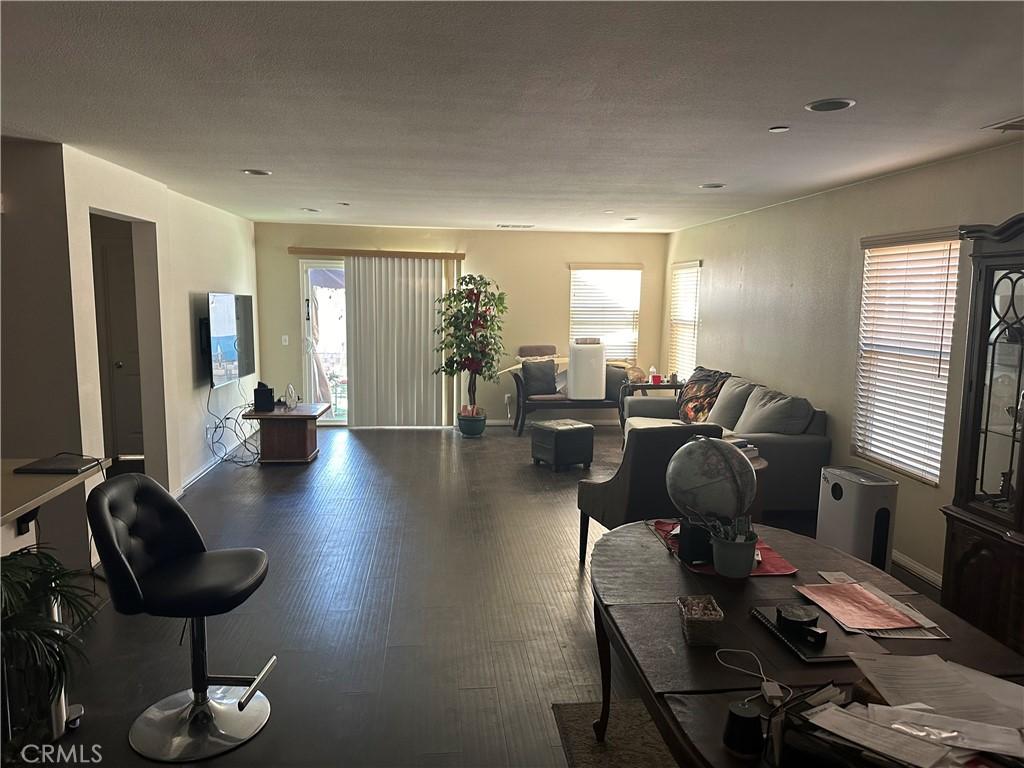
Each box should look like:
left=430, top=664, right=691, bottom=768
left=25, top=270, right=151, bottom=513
left=2, top=2, right=1022, bottom=232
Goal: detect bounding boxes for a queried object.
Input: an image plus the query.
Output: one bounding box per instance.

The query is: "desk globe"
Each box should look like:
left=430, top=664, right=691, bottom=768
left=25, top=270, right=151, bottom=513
left=665, top=437, right=756, bottom=521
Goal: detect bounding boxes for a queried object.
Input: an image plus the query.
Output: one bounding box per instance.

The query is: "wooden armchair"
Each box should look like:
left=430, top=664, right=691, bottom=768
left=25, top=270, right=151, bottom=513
left=577, top=422, right=723, bottom=562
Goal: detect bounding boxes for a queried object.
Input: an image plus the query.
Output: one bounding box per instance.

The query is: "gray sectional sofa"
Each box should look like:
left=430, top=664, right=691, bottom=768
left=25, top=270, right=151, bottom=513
left=623, top=376, right=831, bottom=515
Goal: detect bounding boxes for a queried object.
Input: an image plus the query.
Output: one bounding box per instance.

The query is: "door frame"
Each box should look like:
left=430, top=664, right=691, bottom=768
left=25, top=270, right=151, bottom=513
left=298, top=258, right=346, bottom=424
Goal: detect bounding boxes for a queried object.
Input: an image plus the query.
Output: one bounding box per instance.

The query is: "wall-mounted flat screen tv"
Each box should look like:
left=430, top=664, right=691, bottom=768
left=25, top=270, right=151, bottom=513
left=208, top=292, right=255, bottom=388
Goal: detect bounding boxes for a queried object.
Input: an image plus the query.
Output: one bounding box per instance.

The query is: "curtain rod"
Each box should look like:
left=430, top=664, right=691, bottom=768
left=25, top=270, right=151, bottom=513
left=288, top=246, right=465, bottom=261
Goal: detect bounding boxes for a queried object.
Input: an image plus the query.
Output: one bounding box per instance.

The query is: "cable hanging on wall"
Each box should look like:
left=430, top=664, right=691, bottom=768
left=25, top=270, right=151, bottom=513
left=204, top=381, right=261, bottom=467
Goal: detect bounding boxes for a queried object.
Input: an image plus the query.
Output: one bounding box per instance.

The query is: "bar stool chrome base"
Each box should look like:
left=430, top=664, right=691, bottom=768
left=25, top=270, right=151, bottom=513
left=129, top=686, right=270, bottom=762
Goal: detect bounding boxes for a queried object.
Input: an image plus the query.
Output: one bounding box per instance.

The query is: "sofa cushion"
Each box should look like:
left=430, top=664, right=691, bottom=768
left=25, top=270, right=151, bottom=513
left=605, top=365, right=628, bottom=402
left=623, top=416, right=687, bottom=444
left=705, top=377, right=758, bottom=430
left=522, top=359, right=557, bottom=397
left=676, top=366, right=731, bottom=423
left=733, top=386, right=814, bottom=435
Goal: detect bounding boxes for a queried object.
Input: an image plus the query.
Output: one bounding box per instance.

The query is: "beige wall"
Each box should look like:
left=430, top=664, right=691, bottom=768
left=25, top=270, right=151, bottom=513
left=60, top=146, right=258, bottom=495
left=663, top=141, right=1024, bottom=576
left=255, top=224, right=668, bottom=421
left=1, top=139, right=82, bottom=556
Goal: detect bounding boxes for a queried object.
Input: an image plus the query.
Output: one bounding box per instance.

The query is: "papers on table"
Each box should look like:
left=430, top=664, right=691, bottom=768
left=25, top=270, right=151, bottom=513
left=807, top=703, right=951, bottom=768
left=796, top=583, right=920, bottom=629
left=812, top=572, right=949, bottom=639
left=867, top=704, right=1024, bottom=758
left=947, top=661, right=1024, bottom=722
left=849, top=653, right=1020, bottom=728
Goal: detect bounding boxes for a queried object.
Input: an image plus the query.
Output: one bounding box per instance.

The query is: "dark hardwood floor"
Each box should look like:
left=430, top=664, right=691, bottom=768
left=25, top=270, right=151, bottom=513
left=62, top=426, right=637, bottom=767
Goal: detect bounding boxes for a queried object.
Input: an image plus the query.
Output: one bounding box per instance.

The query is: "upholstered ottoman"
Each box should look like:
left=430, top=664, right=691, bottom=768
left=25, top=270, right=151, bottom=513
left=531, top=419, right=594, bottom=471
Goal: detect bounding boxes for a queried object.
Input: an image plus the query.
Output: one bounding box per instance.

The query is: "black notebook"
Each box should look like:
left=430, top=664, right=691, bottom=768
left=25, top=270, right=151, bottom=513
left=13, top=456, right=100, bottom=475
left=750, top=604, right=888, bottom=663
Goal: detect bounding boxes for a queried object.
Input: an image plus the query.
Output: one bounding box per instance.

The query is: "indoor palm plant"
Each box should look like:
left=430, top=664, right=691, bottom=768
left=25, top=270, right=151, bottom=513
left=433, top=273, right=508, bottom=436
left=1, top=546, right=96, bottom=757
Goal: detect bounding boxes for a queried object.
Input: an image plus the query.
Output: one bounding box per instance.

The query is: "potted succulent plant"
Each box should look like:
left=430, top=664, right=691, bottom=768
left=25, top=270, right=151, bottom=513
left=433, top=274, right=508, bottom=436
left=1, top=546, right=96, bottom=758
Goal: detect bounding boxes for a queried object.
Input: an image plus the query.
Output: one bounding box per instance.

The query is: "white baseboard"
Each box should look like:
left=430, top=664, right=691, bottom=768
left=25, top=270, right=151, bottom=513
left=177, top=427, right=257, bottom=498
left=891, top=549, right=942, bottom=590
left=176, top=455, right=222, bottom=498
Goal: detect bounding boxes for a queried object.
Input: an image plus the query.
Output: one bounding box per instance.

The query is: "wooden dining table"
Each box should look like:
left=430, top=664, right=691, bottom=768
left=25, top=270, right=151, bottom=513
left=589, top=521, right=1024, bottom=767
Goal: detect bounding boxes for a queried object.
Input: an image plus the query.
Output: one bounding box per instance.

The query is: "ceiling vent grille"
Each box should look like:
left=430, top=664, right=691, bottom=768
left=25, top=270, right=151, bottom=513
left=496, top=223, right=535, bottom=229
left=983, top=115, right=1024, bottom=132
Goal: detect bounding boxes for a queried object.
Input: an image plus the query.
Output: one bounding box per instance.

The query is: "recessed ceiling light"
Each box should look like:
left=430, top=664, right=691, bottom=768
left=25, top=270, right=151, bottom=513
left=623, top=217, right=639, bottom=221
left=602, top=209, right=615, bottom=214
left=300, top=207, right=321, bottom=213
left=337, top=202, right=351, bottom=206
left=804, top=98, right=856, bottom=113
left=768, top=125, right=791, bottom=133
left=241, top=168, right=272, bottom=176
left=698, top=183, right=726, bottom=189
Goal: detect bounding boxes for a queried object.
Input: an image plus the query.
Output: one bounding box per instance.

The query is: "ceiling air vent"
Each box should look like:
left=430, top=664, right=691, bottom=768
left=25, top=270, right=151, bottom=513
left=983, top=115, right=1024, bottom=132
left=496, top=223, right=535, bottom=229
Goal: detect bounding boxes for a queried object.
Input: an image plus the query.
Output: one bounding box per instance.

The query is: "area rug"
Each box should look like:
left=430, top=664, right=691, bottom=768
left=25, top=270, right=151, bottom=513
left=552, top=700, right=677, bottom=768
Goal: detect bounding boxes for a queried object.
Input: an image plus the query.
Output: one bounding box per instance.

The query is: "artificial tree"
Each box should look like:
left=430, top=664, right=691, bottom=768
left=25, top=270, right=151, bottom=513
left=433, top=274, right=508, bottom=416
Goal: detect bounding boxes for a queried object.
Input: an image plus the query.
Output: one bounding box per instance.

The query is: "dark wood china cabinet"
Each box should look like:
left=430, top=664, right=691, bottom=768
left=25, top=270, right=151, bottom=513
left=943, top=212, right=1024, bottom=653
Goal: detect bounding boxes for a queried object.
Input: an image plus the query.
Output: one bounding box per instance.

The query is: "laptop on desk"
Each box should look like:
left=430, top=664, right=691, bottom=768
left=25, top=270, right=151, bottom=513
left=13, top=455, right=101, bottom=475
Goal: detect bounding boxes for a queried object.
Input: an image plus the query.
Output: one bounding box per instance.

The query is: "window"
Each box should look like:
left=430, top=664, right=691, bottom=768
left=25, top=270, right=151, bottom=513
left=854, top=238, right=960, bottom=483
left=569, top=265, right=642, bottom=362
left=668, top=261, right=701, bottom=379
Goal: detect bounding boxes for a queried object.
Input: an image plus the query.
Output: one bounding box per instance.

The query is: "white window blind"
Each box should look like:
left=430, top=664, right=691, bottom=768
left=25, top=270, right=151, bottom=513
left=668, top=261, right=701, bottom=378
left=854, top=239, right=959, bottom=483
left=569, top=266, right=642, bottom=362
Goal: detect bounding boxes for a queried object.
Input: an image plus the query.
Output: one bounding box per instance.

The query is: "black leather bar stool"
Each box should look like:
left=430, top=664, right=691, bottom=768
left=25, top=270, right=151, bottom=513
left=87, top=474, right=276, bottom=762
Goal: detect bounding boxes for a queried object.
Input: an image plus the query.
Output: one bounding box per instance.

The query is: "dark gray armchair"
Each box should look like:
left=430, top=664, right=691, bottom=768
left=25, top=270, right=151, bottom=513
left=577, top=422, right=723, bottom=562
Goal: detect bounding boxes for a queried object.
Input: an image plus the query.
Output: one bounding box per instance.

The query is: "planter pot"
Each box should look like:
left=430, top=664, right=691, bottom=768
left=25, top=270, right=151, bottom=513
left=711, top=533, right=758, bottom=579
left=457, top=414, right=487, bottom=437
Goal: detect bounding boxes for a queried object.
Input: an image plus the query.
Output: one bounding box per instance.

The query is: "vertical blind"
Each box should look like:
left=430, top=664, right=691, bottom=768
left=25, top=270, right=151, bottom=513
left=668, top=261, right=701, bottom=378
left=853, top=239, right=960, bottom=483
left=346, top=257, right=445, bottom=426
left=569, top=266, right=642, bottom=362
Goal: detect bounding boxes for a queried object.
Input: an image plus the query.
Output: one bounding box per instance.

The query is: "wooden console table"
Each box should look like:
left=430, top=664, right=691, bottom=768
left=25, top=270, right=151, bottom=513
left=242, top=403, right=330, bottom=463
left=589, top=522, right=1024, bottom=766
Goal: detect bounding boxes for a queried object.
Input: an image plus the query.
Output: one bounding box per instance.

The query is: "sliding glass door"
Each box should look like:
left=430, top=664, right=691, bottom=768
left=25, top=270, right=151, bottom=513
left=300, top=260, right=347, bottom=424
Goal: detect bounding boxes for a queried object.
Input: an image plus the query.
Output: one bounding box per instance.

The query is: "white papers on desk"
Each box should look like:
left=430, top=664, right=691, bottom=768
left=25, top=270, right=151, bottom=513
left=947, top=661, right=1024, bottom=723
left=849, top=653, right=1019, bottom=728
left=807, top=703, right=951, bottom=768
left=867, top=704, right=1024, bottom=758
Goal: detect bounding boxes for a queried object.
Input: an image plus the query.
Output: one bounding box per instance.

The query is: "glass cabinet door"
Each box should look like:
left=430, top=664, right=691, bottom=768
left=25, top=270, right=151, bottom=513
left=973, top=266, right=1024, bottom=525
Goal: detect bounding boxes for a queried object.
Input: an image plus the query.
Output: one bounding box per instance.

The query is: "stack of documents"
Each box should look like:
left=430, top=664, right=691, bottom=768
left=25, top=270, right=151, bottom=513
left=800, top=572, right=949, bottom=640
left=813, top=653, right=1024, bottom=765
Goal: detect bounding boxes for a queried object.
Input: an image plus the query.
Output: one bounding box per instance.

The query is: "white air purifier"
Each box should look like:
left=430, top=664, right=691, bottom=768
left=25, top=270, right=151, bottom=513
left=568, top=339, right=606, bottom=400
left=817, top=466, right=899, bottom=570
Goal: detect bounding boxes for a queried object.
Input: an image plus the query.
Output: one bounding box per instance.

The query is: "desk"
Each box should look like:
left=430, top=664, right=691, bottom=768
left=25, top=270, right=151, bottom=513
left=2, top=458, right=111, bottom=529
left=242, top=403, right=330, bottom=463
left=590, top=522, right=1024, bottom=766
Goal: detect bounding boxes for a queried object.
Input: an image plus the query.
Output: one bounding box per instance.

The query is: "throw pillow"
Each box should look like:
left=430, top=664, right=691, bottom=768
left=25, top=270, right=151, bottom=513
left=733, top=386, right=814, bottom=435
left=522, top=359, right=558, bottom=397
left=705, top=377, right=758, bottom=430
left=605, top=365, right=629, bottom=402
left=677, top=366, right=731, bottom=423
